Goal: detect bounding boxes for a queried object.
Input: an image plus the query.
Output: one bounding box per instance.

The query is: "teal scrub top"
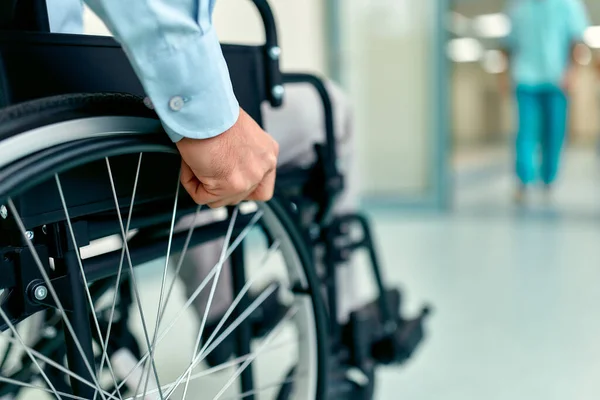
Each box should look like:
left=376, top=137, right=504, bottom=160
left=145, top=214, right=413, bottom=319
left=504, top=0, right=590, bottom=87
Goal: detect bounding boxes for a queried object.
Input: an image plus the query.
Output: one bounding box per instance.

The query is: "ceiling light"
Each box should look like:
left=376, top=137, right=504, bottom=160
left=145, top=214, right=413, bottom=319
left=584, top=26, right=600, bottom=49
left=472, top=13, right=511, bottom=38
left=447, top=38, right=483, bottom=63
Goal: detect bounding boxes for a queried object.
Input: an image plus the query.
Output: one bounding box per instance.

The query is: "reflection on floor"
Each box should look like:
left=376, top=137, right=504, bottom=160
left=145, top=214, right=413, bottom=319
left=452, top=144, right=509, bottom=188
left=373, top=147, right=600, bottom=400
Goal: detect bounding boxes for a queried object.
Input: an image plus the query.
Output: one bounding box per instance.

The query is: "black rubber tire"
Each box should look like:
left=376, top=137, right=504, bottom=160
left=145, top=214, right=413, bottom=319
left=0, top=93, right=330, bottom=400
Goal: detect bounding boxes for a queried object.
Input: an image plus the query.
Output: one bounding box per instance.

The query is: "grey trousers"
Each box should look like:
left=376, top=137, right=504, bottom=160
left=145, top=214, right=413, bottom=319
left=174, top=80, right=360, bottom=323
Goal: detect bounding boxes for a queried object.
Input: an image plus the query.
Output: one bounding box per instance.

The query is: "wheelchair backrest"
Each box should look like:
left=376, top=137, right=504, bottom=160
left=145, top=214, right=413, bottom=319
left=0, top=0, right=283, bottom=119
left=0, top=0, right=48, bottom=32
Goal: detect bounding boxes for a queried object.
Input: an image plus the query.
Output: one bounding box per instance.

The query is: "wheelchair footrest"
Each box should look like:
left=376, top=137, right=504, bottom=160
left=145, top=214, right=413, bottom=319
left=343, top=288, right=430, bottom=368
left=371, top=306, right=430, bottom=365
left=326, top=350, right=376, bottom=400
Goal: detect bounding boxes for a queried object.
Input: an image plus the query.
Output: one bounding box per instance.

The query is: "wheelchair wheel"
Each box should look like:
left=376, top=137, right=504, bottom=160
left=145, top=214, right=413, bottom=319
left=0, top=94, right=328, bottom=399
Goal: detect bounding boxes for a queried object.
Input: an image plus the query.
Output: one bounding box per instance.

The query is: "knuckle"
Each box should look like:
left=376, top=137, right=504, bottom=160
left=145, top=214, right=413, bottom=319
left=259, top=192, right=274, bottom=202
left=230, top=176, right=251, bottom=193
left=262, top=192, right=274, bottom=201
left=230, top=182, right=244, bottom=194
left=257, top=186, right=275, bottom=202
left=249, top=168, right=264, bottom=183
left=269, top=153, right=278, bottom=169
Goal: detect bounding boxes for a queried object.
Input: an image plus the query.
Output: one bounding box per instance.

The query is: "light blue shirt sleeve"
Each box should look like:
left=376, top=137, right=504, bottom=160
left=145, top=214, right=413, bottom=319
left=49, top=0, right=240, bottom=143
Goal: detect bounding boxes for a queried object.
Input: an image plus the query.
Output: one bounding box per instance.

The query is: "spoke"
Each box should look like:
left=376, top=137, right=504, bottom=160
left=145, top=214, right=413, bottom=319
left=97, top=153, right=143, bottom=398
left=197, top=240, right=281, bottom=360
left=0, top=328, right=118, bottom=400
left=213, top=307, right=299, bottom=400
left=0, top=308, right=61, bottom=400
left=131, top=363, right=146, bottom=400
left=6, top=199, right=109, bottom=400
left=188, top=336, right=292, bottom=381
left=104, top=158, right=164, bottom=399
left=181, top=206, right=239, bottom=400
left=157, top=205, right=202, bottom=326
left=0, top=375, right=91, bottom=400
left=138, top=170, right=181, bottom=400
left=136, top=205, right=202, bottom=399
left=55, top=174, right=123, bottom=400
left=123, top=338, right=296, bottom=400
left=109, top=210, right=264, bottom=396
left=163, top=283, right=279, bottom=400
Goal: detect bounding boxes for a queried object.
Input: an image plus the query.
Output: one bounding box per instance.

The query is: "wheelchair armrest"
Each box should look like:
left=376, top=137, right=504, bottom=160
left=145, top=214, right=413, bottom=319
left=281, top=72, right=343, bottom=224
left=248, top=0, right=283, bottom=108
left=281, top=73, right=337, bottom=174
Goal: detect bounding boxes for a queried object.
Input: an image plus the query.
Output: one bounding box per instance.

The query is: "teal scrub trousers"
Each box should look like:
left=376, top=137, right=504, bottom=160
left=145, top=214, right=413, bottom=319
left=515, top=85, right=569, bottom=186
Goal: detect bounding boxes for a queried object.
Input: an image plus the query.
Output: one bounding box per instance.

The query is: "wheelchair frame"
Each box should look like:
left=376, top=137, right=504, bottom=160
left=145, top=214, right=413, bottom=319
left=0, top=1, right=429, bottom=398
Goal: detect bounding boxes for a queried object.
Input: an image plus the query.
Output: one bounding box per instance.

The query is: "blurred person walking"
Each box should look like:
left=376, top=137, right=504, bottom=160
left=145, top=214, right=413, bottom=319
left=500, top=0, right=589, bottom=203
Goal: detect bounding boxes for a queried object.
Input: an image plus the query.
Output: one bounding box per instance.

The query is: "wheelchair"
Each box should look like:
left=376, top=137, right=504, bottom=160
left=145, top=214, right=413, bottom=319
left=0, top=0, right=429, bottom=399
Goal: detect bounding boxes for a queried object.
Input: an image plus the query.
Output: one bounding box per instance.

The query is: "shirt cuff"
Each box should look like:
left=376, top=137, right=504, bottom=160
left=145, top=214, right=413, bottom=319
left=125, top=27, right=240, bottom=142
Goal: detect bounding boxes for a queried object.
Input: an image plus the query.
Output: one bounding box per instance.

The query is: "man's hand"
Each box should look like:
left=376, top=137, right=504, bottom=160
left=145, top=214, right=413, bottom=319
left=176, top=108, right=279, bottom=208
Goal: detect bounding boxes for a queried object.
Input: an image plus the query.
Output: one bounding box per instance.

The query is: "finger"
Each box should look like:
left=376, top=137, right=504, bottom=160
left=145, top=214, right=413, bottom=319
left=180, top=160, right=222, bottom=205
left=206, top=186, right=257, bottom=209
left=179, top=160, right=201, bottom=199
left=246, top=169, right=276, bottom=202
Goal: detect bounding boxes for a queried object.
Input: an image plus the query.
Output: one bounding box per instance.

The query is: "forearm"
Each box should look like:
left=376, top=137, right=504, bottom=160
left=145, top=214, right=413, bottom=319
left=82, top=0, right=239, bottom=142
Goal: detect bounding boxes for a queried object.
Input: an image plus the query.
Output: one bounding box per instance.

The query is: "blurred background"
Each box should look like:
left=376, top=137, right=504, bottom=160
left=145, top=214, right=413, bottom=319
left=450, top=0, right=600, bottom=216
left=83, top=1, right=600, bottom=399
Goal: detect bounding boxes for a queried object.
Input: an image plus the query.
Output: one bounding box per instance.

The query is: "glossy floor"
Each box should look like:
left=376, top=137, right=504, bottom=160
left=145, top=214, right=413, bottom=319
left=375, top=147, right=600, bottom=399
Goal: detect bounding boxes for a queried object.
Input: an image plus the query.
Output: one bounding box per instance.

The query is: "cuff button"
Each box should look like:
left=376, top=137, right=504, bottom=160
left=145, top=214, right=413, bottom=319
left=169, top=96, right=185, bottom=111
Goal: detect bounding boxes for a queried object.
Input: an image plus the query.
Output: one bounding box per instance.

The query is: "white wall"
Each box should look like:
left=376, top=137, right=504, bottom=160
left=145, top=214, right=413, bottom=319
left=213, top=0, right=326, bottom=74
left=452, top=63, right=487, bottom=145
left=451, top=63, right=514, bottom=146
left=83, top=1, right=326, bottom=74
left=570, top=64, right=600, bottom=143
left=82, top=5, right=110, bottom=35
